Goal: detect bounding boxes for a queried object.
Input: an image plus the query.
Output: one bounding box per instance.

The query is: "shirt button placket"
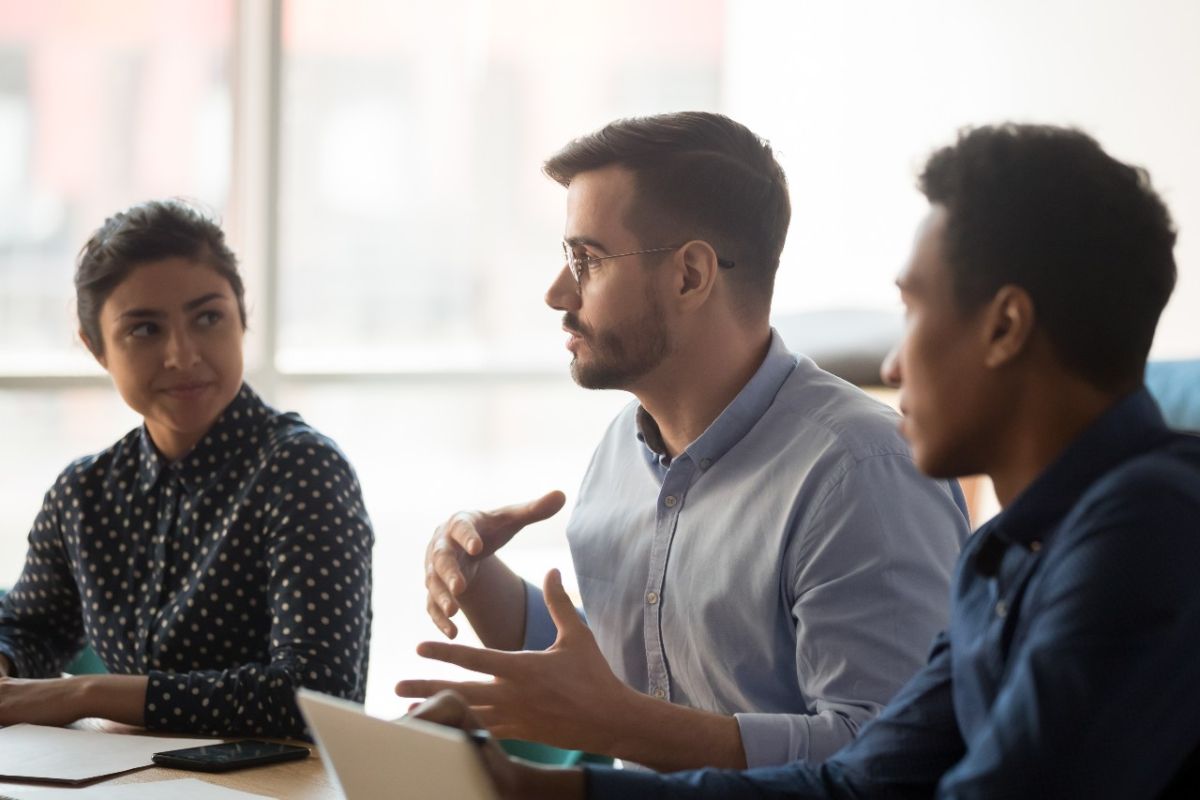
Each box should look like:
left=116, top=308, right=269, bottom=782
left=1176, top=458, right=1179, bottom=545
left=643, top=468, right=689, bottom=708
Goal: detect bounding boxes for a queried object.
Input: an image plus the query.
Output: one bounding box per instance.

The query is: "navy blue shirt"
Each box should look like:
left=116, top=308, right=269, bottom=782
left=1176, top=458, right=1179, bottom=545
left=589, top=388, right=1200, bottom=798
left=0, top=384, right=373, bottom=738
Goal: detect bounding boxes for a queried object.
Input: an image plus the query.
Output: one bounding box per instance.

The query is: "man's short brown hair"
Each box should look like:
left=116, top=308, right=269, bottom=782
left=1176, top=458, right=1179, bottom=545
left=544, top=112, right=791, bottom=313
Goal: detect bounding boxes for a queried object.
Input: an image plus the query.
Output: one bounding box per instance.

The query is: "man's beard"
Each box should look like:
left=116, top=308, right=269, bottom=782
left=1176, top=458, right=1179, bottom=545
left=565, top=297, right=670, bottom=390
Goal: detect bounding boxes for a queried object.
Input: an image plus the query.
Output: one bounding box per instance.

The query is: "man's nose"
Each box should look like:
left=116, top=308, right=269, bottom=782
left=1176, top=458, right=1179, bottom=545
left=880, top=342, right=902, bottom=388
left=545, top=265, right=581, bottom=312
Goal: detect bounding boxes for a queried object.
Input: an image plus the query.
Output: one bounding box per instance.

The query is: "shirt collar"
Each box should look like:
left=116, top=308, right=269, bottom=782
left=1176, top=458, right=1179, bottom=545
left=136, top=383, right=267, bottom=493
left=979, top=387, right=1172, bottom=553
left=635, top=329, right=798, bottom=469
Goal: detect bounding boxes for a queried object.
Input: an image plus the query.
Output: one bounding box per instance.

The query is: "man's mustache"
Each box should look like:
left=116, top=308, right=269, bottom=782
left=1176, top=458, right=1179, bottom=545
left=562, top=314, right=590, bottom=339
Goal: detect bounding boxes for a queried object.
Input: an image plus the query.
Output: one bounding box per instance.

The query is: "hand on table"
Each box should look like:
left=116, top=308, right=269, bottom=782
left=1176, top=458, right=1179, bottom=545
left=0, top=674, right=147, bottom=727
left=399, top=569, right=638, bottom=754
left=0, top=676, right=87, bottom=726
left=425, top=491, right=565, bottom=639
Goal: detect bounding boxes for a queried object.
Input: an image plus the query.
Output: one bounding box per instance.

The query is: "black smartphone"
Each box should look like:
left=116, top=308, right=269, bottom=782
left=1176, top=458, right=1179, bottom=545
left=152, top=740, right=310, bottom=773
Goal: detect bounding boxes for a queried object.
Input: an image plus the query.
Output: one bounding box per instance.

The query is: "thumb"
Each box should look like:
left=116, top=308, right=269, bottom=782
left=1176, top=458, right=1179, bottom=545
left=544, top=568, right=585, bottom=637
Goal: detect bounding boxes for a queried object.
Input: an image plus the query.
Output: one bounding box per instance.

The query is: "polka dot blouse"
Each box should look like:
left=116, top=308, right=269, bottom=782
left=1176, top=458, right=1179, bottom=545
left=0, top=384, right=373, bottom=738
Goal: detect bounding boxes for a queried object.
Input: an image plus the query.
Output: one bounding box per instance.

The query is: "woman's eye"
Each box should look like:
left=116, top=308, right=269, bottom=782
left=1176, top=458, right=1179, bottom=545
left=197, top=310, right=223, bottom=327
left=129, top=322, right=158, bottom=338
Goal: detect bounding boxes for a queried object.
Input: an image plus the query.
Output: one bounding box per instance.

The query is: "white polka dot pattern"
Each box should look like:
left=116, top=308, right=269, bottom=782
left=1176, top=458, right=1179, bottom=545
left=0, top=384, right=374, bottom=739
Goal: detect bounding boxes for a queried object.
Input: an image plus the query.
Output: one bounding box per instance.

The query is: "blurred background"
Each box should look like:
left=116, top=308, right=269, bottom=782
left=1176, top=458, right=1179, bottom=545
left=1, top=0, right=1197, bottom=717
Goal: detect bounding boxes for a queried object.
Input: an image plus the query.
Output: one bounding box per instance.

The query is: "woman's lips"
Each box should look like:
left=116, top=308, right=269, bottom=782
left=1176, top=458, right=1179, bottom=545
left=162, top=381, right=214, bottom=398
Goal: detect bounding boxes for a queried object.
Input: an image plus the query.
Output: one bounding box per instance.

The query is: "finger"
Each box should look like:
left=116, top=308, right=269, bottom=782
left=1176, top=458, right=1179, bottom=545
left=429, top=537, right=470, bottom=594
left=484, top=490, right=567, bottom=542
left=487, top=724, right=526, bottom=741
left=503, top=490, right=567, bottom=526
left=425, top=594, right=459, bottom=639
left=443, top=515, right=486, bottom=558
left=395, top=679, right=502, bottom=706
left=543, top=568, right=586, bottom=636
left=425, top=571, right=461, bottom=619
left=407, top=690, right=476, bottom=729
left=416, top=640, right=517, bottom=677
left=467, top=705, right=502, bottom=730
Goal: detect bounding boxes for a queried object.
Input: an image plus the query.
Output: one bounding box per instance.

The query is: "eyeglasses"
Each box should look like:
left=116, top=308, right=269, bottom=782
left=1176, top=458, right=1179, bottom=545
left=561, top=241, right=735, bottom=287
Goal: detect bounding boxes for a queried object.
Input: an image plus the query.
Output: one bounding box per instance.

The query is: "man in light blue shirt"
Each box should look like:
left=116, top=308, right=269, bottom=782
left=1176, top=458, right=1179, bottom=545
left=398, top=112, right=968, bottom=771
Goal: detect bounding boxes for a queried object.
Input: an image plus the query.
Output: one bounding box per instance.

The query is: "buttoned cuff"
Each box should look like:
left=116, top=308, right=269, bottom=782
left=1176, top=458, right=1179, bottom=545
left=144, top=670, right=193, bottom=730
left=735, top=712, right=805, bottom=768
left=522, top=579, right=557, bottom=651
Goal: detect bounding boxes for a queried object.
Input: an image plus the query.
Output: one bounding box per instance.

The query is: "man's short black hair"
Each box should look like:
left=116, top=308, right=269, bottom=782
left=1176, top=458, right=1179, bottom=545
left=919, top=124, right=1177, bottom=391
left=544, top=111, right=791, bottom=314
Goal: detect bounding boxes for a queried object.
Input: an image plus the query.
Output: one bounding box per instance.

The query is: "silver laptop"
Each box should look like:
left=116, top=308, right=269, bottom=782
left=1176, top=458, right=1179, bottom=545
left=297, top=689, right=499, bottom=800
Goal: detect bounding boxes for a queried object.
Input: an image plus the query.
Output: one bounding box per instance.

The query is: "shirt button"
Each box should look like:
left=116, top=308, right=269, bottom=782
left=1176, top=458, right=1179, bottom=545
left=699, top=458, right=712, bottom=470
left=1029, top=541, right=1042, bottom=553
left=995, top=600, right=1008, bottom=618
left=653, top=688, right=666, bottom=699
left=664, top=495, right=677, bottom=508
left=646, top=591, right=659, bottom=605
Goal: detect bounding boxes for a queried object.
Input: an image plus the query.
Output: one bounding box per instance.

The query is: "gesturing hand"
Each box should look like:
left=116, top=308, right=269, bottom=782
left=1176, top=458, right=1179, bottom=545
left=400, top=569, right=637, bottom=755
left=425, top=491, right=566, bottom=639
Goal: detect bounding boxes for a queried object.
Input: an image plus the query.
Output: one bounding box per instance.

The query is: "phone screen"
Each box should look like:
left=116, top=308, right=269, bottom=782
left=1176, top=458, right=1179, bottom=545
left=153, top=740, right=310, bottom=772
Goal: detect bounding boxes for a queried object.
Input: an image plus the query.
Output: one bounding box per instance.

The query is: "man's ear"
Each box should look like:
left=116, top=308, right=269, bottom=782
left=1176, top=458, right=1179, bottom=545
left=80, top=329, right=107, bottom=369
left=674, top=240, right=721, bottom=312
left=981, top=285, right=1035, bottom=369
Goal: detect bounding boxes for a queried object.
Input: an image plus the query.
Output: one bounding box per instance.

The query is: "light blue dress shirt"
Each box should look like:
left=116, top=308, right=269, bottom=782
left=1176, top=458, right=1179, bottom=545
left=524, top=331, right=968, bottom=767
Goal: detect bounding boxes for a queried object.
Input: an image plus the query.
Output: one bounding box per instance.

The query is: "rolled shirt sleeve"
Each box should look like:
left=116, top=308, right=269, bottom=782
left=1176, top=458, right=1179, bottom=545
left=521, top=579, right=558, bottom=652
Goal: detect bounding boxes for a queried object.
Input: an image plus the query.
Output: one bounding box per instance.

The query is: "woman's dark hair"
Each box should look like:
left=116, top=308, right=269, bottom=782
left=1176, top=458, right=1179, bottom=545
left=919, top=124, right=1177, bottom=391
left=544, top=111, right=791, bottom=313
left=75, top=199, right=246, bottom=355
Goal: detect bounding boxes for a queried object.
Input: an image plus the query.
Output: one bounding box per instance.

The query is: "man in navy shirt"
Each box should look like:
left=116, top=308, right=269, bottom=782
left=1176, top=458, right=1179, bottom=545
left=413, top=123, right=1200, bottom=798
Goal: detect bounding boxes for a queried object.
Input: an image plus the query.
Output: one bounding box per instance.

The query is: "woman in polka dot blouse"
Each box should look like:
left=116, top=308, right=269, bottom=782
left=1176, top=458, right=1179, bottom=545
left=0, top=200, right=374, bottom=738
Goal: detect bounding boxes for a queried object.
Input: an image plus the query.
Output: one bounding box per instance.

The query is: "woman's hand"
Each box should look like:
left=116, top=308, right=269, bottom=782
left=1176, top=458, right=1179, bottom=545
left=0, top=676, right=90, bottom=726
left=0, top=674, right=148, bottom=727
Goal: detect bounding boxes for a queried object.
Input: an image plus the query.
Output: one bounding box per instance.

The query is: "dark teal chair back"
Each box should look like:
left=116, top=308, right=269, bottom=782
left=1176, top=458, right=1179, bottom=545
left=500, top=739, right=613, bottom=766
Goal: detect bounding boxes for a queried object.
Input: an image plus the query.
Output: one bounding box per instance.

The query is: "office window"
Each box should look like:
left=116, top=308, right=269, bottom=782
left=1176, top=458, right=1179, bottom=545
left=0, top=0, right=233, bottom=373
left=2, top=0, right=1198, bottom=720
left=277, top=0, right=723, bottom=371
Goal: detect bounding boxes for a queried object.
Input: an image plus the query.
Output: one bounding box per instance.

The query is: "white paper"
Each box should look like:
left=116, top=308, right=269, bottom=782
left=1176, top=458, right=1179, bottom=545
left=0, top=725, right=221, bottom=783
left=0, top=777, right=275, bottom=799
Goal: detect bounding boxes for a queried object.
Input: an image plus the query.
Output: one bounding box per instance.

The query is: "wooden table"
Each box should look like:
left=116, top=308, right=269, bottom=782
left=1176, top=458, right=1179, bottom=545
left=95, top=751, right=337, bottom=799
left=0, top=723, right=341, bottom=799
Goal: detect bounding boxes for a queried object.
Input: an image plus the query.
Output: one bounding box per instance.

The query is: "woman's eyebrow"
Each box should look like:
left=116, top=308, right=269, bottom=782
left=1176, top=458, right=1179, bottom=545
left=183, top=291, right=228, bottom=311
